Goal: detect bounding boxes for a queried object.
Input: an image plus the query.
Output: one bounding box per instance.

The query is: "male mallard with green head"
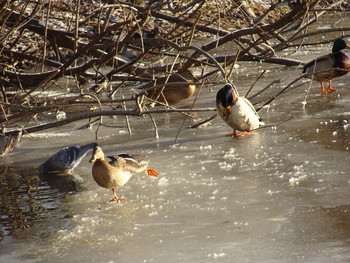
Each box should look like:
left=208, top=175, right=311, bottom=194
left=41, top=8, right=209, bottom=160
left=303, top=38, right=350, bottom=94
left=89, top=146, right=158, bottom=202
left=216, top=84, right=261, bottom=137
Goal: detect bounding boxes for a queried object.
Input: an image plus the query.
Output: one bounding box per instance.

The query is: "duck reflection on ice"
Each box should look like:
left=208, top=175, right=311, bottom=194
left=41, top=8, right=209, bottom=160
left=38, top=171, right=83, bottom=192
left=38, top=142, right=97, bottom=192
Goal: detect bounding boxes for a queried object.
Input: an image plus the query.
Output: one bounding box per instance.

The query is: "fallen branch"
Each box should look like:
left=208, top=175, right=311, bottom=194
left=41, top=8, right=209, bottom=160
left=2, top=107, right=216, bottom=137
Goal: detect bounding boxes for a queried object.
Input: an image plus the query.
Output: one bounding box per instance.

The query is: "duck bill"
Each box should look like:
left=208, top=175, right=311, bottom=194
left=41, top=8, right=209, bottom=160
left=146, top=168, right=159, bottom=176
left=223, top=105, right=231, bottom=116
left=89, top=156, right=96, bottom=163
left=346, top=44, right=350, bottom=50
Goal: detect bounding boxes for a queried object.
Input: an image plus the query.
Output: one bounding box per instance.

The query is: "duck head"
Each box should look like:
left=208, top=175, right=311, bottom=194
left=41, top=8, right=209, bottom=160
left=89, top=146, right=104, bottom=163
left=216, top=84, right=238, bottom=110
left=332, top=38, right=350, bottom=53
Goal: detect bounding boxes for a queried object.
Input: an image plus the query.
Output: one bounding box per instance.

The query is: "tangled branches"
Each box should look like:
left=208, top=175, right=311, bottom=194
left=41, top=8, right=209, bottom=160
left=0, top=0, right=349, bottom=151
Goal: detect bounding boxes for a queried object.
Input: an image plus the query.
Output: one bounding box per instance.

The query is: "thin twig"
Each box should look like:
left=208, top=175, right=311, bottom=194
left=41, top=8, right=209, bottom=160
left=249, top=79, right=281, bottom=101
left=189, top=114, right=217, bottom=129
left=122, top=95, right=132, bottom=135
left=252, top=116, right=295, bottom=132
left=255, top=74, right=307, bottom=112
left=245, top=70, right=266, bottom=98
left=148, top=113, right=159, bottom=140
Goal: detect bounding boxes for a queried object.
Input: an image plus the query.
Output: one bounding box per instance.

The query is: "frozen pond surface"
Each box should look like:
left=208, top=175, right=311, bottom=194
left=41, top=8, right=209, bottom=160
left=1, top=36, right=350, bottom=263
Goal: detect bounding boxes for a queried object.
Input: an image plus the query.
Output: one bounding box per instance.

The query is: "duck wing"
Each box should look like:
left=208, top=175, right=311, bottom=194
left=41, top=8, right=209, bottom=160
left=302, top=54, right=335, bottom=74
left=108, top=154, right=154, bottom=174
left=240, top=97, right=261, bottom=120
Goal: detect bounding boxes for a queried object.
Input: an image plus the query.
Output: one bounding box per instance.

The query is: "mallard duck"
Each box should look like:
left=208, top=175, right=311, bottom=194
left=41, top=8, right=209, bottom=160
left=143, top=70, right=198, bottom=104
left=39, top=142, right=97, bottom=175
left=216, top=83, right=261, bottom=137
left=89, top=146, right=158, bottom=202
left=302, top=38, right=350, bottom=94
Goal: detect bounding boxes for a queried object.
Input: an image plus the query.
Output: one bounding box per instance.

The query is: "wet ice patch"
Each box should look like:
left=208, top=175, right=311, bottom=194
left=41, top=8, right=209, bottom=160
left=207, top=252, right=226, bottom=259
left=169, top=144, right=187, bottom=150
left=218, top=161, right=234, bottom=171
left=267, top=216, right=288, bottom=222
left=223, top=148, right=237, bottom=159
left=288, top=164, right=308, bottom=186
left=289, top=176, right=306, bottom=186
left=222, top=176, right=238, bottom=180
left=200, top=145, right=212, bottom=150
left=339, top=112, right=350, bottom=116
left=201, top=159, right=217, bottom=164
left=157, top=177, right=169, bottom=187
left=267, top=190, right=280, bottom=195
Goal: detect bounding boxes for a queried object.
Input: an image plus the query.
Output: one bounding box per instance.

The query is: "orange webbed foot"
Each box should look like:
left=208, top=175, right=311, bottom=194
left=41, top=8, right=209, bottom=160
left=226, top=130, right=251, bottom=137
left=146, top=168, right=159, bottom=176
left=327, top=87, right=338, bottom=93
left=225, top=130, right=238, bottom=137
left=320, top=82, right=331, bottom=94
left=235, top=131, right=251, bottom=137
left=110, top=197, right=124, bottom=202
left=110, top=188, right=123, bottom=202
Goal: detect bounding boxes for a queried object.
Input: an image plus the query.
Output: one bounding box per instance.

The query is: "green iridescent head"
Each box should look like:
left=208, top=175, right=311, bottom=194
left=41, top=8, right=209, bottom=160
left=332, top=38, right=350, bottom=53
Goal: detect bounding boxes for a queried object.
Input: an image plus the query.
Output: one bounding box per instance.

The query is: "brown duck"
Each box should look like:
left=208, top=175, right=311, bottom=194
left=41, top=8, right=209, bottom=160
left=89, top=146, right=158, bottom=202
left=143, top=70, right=198, bottom=104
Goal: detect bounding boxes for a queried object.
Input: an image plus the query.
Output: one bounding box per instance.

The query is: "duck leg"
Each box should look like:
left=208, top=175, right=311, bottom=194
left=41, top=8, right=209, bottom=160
left=235, top=131, right=251, bottom=137
left=110, top=188, right=124, bottom=202
left=226, top=130, right=238, bottom=137
left=320, top=81, right=329, bottom=94
left=146, top=168, right=159, bottom=176
left=226, top=130, right=251, bottom=137
left=326, top=80, right=338, bottom=92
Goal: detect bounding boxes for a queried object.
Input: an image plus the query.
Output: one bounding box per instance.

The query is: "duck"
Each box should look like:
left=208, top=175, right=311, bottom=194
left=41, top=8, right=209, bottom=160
left=216, top=83, right=261, bottom=137
left=302, top=38, right=350, bottom=94
left=89, top=146, right=158, bottom=202
left=39, top=142, right=97, bottom=175
left=142, top=70, right=198, bottom=104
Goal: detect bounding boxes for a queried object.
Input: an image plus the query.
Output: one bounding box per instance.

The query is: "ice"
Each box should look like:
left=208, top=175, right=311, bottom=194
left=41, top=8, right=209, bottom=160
left=157, top=177, right=169, bottom=187
left=208, top=252, right=226, bottom=259
left=218, top=161, right=234, bottom=171
left=2, top=41, right=350, bottom=263
left=200, top=145, right=212, bottom=150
